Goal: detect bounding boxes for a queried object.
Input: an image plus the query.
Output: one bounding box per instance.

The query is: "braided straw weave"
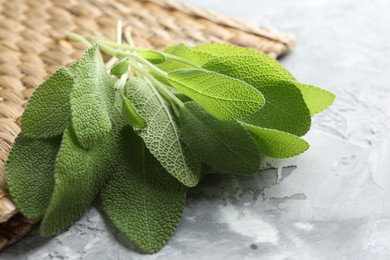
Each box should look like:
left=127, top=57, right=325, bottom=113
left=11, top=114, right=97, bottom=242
left=0, top=0, right=295, bottom=250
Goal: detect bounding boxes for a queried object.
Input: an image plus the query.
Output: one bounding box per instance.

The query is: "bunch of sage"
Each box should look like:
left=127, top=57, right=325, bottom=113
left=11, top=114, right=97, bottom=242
left=4, top=27, right=334, bottom=253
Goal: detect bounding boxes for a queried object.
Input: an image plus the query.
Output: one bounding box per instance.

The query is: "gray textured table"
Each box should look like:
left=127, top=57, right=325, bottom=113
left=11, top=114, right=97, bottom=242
left=2, top=0, right=390, bottom=259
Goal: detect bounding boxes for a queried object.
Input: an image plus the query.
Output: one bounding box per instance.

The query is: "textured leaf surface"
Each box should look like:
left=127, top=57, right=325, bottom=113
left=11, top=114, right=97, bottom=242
left=168, top=69, right=265, bottom=120
left=101, top=128, right=186, bottom=253
left=40, top=83, right=119, bottom=235
left=21, top=67, right=73, bottom=138
left=5, top=135, right=61, bottom=218
left=158, top=43, right=212, bottom=72
left=179, top=102, right=260, bottom=174
left=193, top=43, right=295, bottom=80
left=297, top=84, right=336, bottom=115
left=195, top=43, right=335, bottom=117
left=70, top=44, right=114, bottom=149
left=125, top=78, right=201, bottom=187
left=203, top=55, right=311, bottom=136
left=40, top=125, right=112, bottom=235
left=242, top=123, right=309, bottom=158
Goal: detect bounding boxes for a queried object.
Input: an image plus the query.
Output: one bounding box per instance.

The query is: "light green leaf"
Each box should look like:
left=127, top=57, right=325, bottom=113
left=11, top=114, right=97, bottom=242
left=70, top=44, right=114, bottom=150
left=179, top=102, right=261, bottom=174
left=168, top=69, right=265, bottom=120
left=5, top=135, right=61, bottom=218
left=242, top=123, right=309, bottom=158
left=139, top=50, right=166, bottom=64
left=101, top=127, right=186, bottom=254
left=158, top=43, right=213, bottom=72
left=122, top=95, right=146, bottom=128
left=203, top=55, right=311, bottom=136
left=111, top=60, right=129, bottom=76
left=297, top=84, right=336, bottom=115
left=20, top=67, right=73, bottom=138
left=194, top=43, right=335, bottom=117
left=193, top=43, right=295, bottom=80
left=125, top=78, right=201, bottom=187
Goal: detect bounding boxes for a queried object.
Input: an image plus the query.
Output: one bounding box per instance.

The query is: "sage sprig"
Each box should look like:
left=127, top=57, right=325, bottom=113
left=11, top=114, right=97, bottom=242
left=4, top=24, right=335, bottom=253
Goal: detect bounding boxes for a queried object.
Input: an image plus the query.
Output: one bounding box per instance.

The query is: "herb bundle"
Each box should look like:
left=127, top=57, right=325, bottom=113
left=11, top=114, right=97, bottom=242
left=4, top=26, right=334, bottom=253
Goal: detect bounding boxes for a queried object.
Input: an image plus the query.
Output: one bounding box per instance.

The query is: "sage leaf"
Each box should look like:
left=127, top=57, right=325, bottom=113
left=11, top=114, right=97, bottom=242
left=195, top=43, right=335, bottom=117
left=69, top=44, right=114, bottom=149
left=5, top=135, right=61, bottom=218
left=297, top=84, right=336, bottom=115
left=158, top=43, right=212, bottom=72
left=122, top=95, right=146, bottom=128
left=21, top=67, right=73, bottom=138
left=101, top=127, right=186, bottom=254
left=40, top=83, right=120, bottom=235
left=242, top=123, right=309, bottom=158
left=179, top=102, right=261, bottom=174
left=111, top=60, right=129, bottom=76
left=40, top=119, right=124, bottom=235
left=168, top=69, right=265, bottom=120
left=203, top=55, right=311, bottom=136
left=193, top=43, right=295, bottom=80
left=125, top=78, right=201, bottom=187
left=139, top=50, right=166, bottom=64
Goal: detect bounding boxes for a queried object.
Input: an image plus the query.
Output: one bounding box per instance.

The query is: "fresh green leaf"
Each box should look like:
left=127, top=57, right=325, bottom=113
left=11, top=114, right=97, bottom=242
left=101, top=127, right=186, bottom=253
left=203, top=55, right=311, bottom=136
left=242, top=123, right=309, bottom=158
left=179, top=102, right=261, bottom=174
left=139, top=50, right=166, bottom=64
left=158, top=43, right=213, bottom=72
left=20, top=67, right=73, bottom=138
left=111, top=60, right=129, bottom=76
left=125, top=78, right=201, bottom=187
left=5, top=135, right=61, bottom=218
left=153, top=43, right=212, bottom=85
left=69, top=44, right=114, bottom=150
left=193, top=43, right=295, bottom=80
left=297, top=84, right=336, bottom=115
left=168, top=69, right=265, bottom=120
left=40, top=118, right=124, bottom=235
left=195, top=43, right=335, bottom=117
left=122, top=95, right=146, bottom=128
left=40, top=81, right=120, bottom=235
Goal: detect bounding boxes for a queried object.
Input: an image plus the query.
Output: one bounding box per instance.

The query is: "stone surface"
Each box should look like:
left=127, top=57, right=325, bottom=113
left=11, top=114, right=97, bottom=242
left=2, top=0, right=390, bottom=259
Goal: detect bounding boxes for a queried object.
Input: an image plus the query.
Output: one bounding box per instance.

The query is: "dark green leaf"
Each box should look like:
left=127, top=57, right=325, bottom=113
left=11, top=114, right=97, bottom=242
left=69, top=44, right=114, bottom=149
left=5, top=135, right=61, bottom=218
left=179, top=102, right=261, bottom=174
left=21, top=67, right=73, bottom=138
left=101, top=127, right=186, bottom=253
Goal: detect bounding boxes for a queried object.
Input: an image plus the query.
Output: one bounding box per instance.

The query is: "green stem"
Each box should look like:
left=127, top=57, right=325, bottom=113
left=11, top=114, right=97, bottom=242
left=124, top=27, right=135, bottom=47
left=98, top=38, right=202, bottom=68
left=67, top=33, right=92, bottom=47
left=68, top=32, right=184, bottom=112
left=98, top=42, right=168, bottom=79
left=116, top=20, right=122, bottom=44
left=164, top=53, right=201, bottom=68
left=127, top=59, right=183, bottom=108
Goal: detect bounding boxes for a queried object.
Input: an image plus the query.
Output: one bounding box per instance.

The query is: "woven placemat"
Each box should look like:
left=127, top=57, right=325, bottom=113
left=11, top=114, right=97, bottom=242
left=0, top=0, right=295, bottom=250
